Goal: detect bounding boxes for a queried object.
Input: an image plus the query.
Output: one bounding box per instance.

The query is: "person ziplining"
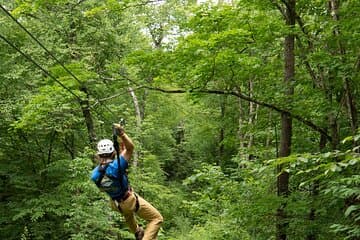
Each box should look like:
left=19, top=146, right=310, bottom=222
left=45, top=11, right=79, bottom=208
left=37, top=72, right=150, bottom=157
left=0, top=5, right=164, bottom=239
left=91, top=123, right=163, bottom=240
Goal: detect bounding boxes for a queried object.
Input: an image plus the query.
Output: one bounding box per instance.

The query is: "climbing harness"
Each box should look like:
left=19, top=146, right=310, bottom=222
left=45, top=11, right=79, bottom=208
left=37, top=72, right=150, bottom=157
left=113, top=190, right=140, bottom=213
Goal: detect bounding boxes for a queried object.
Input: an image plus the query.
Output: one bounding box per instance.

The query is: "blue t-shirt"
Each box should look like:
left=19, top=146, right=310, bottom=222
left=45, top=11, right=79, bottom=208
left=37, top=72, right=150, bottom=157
left=91, top=155, right=129, bottom=200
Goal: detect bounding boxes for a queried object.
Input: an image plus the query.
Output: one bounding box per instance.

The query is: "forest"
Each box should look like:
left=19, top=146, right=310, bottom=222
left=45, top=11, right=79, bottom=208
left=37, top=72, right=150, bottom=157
left=0, top=0, right=359, bottom=239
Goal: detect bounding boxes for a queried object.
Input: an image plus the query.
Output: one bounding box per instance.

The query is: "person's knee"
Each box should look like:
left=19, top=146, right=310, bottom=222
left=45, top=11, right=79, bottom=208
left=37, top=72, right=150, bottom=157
left=155, top=214, right=163, bottom=225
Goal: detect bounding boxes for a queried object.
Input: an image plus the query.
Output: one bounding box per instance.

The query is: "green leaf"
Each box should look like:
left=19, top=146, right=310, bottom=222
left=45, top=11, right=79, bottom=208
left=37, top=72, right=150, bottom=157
left=344, top=205, right=360, bottom=218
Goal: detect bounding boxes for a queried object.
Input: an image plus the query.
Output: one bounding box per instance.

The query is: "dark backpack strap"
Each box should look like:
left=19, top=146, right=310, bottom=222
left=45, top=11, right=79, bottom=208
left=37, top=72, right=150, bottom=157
left=95, top=164, right=109, bottom=186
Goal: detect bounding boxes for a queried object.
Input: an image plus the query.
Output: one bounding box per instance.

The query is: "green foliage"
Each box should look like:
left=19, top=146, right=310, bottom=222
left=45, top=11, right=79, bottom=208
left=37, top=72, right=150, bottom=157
left=175, top=216, right=252, bottom=240
left=1, top=0, right=360, bottom=239
left=268, top=138, right=360, bottom=239
left=177, top=161, right=279, bottom=239
left=13, top=85, right=83, bottom=132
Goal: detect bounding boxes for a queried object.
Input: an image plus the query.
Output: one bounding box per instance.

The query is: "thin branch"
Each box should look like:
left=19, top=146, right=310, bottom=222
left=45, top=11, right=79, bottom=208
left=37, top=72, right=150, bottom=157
left=270, top=0, right=286, bottom=19
left=120, top=0, right=165, bottom=10
left=71, top=0, right=87, bottom=10
left=97, top=73, right=331, bottom=141
left=355, top=54, right=360, bottom=72
left=143, top=86, right=332, bottom=141
left=92, top=86, right=145, bottom=107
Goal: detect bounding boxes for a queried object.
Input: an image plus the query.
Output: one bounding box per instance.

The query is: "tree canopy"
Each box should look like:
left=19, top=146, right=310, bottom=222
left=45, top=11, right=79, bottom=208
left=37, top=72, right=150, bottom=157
left=0, top=0, right=359, bottom=239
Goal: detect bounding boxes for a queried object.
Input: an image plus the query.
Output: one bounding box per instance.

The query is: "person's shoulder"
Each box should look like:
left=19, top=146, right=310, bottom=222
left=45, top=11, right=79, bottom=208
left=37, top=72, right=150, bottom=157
left=92, top=165, right=100, bottom=172
left=90, top=166, right=100, bottom=180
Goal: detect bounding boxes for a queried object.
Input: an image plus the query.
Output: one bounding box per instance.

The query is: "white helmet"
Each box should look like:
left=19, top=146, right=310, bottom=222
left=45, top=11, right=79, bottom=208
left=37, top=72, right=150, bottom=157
left=97, top=139, right=114, bottom=155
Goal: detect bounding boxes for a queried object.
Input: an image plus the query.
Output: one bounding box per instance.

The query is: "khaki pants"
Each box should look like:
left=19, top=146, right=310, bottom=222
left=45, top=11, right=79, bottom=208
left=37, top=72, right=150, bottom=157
left=110, top=193, right=163, bottom=240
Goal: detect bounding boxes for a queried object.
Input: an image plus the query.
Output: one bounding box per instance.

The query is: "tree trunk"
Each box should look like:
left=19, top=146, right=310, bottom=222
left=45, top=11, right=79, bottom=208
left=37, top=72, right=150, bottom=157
left=128, top=85, right=141, bottom=166
left=329, top=0, right=358, bottom=137
left=238, top=94, right=246, bottom=151
left=276, top=1, right=296, bottom=239
left=237, top=80, right=258, bottom=161
left=329, top=112, right=339, bottom=149
left=237, top=90, right=251, bottom=163
left=247, top=79, right=258, bottom=152
left=80, top=86, right=97, bottom=147
left=306, top=132, right=327, bottom=240
left=63, top=133, right=76, bottom=159
left=219, top=96, right=226, bottom=164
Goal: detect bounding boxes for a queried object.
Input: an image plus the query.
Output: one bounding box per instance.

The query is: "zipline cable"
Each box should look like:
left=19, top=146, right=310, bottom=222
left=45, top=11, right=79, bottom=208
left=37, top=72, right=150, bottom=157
left=0, top=32, right=83, bottom=102
left=0, top=32, right=111, bottom=124
left=0, top=4, right=83, bottom=85
left=0, top=4, right=117, bottom=117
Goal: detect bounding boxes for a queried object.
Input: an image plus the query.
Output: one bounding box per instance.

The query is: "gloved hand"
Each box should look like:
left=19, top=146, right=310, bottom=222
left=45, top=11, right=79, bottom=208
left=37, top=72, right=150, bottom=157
left=113, top=123, right=125, bottom=136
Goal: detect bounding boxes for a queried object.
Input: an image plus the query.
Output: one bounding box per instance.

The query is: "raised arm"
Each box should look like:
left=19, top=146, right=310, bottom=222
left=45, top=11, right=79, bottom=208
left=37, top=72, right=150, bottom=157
left=113, top=124, right=134, bottom=161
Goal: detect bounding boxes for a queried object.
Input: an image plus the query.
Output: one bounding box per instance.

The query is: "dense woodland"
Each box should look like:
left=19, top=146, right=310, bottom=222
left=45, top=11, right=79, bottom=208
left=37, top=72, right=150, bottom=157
left=0, top=0, right=359, bottom=239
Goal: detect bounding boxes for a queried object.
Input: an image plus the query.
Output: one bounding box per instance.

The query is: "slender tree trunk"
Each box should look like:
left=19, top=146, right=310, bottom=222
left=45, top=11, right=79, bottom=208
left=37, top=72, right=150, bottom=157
left=128, top=86, right=142, bottom=129
left=128, top=84, right=141, bottom=166
left=219, top=96, right=226, bottom=163
left=276, top=1, right=296, bottom=239
left=237, top=91, right=248, bottom=162
left=80, top=86, right=97, bottom=147
left=325, top=0, right=360, bottom=221
left=307, top=183, right=319, bottom=240
left=247, top=79, right=258, bottom=151
left=306, top=132, right=327, bottom=240
left=329, top=0, right=358, bottom=136
left=266, top=111, right=273, bottom=148
left=276, top=113, right=292, bottom=240
left=329, top=112, right=340, bottom=149
left=47, top=130, right=57, bottom=165
left=63, top=133, right=76, bottom=159
left=238, top=95, right=245, bottom=150
left=247, top=105, right=259, bottom=150
left=237, top=81, right=258, bottom=160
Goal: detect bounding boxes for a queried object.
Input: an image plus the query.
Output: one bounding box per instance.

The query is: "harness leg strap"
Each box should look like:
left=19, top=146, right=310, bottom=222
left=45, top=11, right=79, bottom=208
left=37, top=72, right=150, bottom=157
left=114, top=199, right=123, bottom=213
left=114, top=193, right=139, bottom=213
left=134, top=193, right=140, bottom=212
